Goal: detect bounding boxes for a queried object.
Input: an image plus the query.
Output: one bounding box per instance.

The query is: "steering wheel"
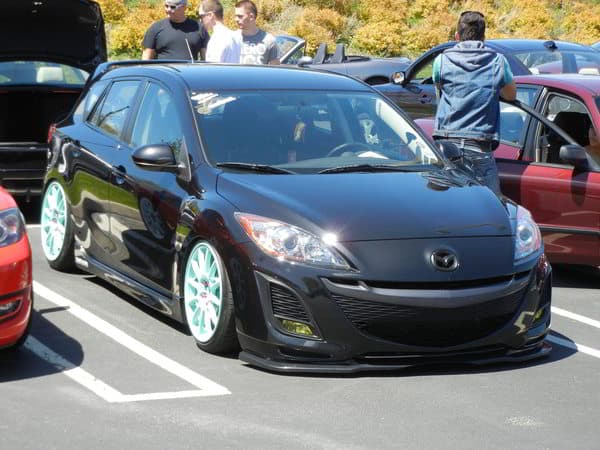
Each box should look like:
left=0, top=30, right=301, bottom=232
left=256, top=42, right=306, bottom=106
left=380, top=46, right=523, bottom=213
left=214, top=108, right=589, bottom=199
left=327, top=142, right=374, bottom=157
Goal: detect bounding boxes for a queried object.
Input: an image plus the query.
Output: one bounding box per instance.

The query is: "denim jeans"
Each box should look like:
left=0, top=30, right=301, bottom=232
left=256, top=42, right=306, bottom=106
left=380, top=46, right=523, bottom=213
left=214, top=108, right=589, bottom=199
left=441, top=139, right=501, bottom=194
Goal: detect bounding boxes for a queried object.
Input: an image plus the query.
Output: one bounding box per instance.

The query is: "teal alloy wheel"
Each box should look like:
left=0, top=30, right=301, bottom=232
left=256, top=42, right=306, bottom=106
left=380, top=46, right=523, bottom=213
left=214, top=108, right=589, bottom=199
left=183, top=241, right=238, bottom=353
left=40, top=181, right=75, bottom=271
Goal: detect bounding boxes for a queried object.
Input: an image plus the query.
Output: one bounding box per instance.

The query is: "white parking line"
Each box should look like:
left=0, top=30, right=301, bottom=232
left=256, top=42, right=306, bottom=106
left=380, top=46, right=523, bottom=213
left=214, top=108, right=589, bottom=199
left=551, top=307, right=600, bottom=329
left=547, top=335, right=600, bottom=359
left=32, top=281, right=230, bottom=402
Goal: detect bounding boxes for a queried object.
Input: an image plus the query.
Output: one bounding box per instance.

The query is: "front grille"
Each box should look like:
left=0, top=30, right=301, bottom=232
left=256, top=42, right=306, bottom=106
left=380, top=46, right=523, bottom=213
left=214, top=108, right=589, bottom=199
left=270, top=283, right=310, bottom=323
left=332, top=289, right=524, bottom=347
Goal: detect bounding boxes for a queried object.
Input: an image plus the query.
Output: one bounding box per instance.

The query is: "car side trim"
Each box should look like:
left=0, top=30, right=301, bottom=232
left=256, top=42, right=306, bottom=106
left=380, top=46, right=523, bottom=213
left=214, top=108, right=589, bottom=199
left=539, top=226, right=600, bottom=237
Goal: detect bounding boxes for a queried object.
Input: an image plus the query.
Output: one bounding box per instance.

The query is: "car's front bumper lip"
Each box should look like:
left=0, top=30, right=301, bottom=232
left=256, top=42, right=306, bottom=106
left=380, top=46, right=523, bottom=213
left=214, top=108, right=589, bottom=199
left=239, top=339, right=552, bottom=374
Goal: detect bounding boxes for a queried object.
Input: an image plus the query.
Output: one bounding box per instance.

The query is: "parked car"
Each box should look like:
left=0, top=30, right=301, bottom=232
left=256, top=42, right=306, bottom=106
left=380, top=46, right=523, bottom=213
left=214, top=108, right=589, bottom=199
left=41, top=62, right=551, bottom=373
left=0, top=186, right=32, bottom=350
left=276, top=34, right=410, bottom=85
left=0, top=0, right=106, bottom=200
left=376, top=39, right=600, bottom=118
left=414, top=74, right=600, bottom=266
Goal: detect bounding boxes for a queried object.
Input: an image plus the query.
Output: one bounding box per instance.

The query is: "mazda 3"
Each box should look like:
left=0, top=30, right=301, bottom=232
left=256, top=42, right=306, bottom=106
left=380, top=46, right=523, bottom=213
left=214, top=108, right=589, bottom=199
left=41, top=62, right=551, bottom=372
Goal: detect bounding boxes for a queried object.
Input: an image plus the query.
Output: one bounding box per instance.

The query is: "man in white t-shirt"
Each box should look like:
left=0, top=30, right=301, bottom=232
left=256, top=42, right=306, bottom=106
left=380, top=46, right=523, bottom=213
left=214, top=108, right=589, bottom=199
left=199, top=0, right=241, bottom=63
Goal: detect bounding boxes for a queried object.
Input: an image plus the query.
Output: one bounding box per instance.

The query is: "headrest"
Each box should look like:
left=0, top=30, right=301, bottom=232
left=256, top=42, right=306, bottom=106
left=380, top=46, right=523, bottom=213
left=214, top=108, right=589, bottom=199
left=36, top=67, right=64, bottom=83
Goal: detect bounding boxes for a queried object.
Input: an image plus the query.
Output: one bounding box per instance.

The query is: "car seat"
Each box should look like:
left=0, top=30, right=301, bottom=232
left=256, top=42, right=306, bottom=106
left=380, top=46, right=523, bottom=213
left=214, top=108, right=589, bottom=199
left=330, top=44, right=346, bottom=64
left=313, top=43, right=327, bottom=65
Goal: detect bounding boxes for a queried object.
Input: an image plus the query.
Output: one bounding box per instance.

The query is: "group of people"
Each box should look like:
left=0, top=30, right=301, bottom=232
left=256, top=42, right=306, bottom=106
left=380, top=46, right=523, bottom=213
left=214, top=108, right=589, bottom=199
left=142, top=0, right=278, bottom=65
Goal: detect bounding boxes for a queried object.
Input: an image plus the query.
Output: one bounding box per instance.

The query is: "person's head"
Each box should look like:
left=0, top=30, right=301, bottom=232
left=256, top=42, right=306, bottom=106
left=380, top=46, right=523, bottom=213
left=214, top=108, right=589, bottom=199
left=164, top=0, right=188, bottom=23
left=198, top=0, right=224, bottom=30
left=235, top=0, right=258, bottom=34
left=455, top=11, right=485, bottom=41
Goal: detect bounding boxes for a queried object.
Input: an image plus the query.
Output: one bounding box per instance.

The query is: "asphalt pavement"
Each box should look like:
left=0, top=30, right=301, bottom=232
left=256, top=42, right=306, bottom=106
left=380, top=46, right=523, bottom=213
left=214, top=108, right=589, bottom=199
left=1, top=202, right=599, bottom=449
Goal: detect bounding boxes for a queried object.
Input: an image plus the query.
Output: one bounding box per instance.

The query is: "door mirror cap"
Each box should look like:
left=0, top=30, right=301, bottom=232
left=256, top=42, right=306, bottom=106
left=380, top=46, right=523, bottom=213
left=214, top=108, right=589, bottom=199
left=392, top=71, right=406, bottom=85
left=559, top=144, right=589, bottom=170
left=438, top=141, right=463, bottom=162
left=297, top=56, right=313, bottom=67
left=132, top=144, right=178, bottom=171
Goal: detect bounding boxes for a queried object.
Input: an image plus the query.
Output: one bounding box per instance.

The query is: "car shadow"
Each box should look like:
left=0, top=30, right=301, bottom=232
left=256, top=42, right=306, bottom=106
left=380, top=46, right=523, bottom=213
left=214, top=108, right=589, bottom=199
left=17, top=197, right=41, bottom=225
left=552, top=264, right=600, bottom=289
left=0, top=306, right=85, bottom=382
left=245, top=331, right=577, bottom=378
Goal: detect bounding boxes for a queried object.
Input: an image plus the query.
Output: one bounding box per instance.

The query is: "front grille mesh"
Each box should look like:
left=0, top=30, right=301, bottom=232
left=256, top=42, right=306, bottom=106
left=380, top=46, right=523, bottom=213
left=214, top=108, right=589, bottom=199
left=332, top=289, right=524, bottom=347
left=270, top=284, right=310, bottom=323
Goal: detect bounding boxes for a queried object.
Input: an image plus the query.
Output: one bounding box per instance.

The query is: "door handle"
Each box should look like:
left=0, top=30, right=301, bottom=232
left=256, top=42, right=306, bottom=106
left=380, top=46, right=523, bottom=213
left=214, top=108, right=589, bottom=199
left=113, top=165, right=127, bottom=185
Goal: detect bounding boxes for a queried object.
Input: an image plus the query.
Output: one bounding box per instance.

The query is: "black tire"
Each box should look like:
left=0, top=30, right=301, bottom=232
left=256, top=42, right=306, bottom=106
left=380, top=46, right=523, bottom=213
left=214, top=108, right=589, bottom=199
left=40, top=181, right=75, bottom=272
left=182, top=241, right=239, bottom=354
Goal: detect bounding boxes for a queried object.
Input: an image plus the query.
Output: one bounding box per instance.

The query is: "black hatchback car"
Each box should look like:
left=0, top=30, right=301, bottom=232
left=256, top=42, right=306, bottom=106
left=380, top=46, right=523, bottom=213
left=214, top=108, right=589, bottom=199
left=0, top=0, right=106, bottom=199
left=41, top=62, right=551, bottom=373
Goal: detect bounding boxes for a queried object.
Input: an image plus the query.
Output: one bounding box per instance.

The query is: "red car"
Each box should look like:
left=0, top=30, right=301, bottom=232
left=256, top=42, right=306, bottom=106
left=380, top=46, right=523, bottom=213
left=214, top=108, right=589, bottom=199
left=0, top=187, right=32, bottom=349
left=415, top=74, right=600, bottom=266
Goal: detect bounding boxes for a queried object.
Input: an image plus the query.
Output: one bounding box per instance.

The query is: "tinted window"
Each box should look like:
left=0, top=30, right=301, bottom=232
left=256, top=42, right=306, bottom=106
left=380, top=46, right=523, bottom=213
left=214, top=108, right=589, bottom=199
left=129, top=83, right=184, bottom=159
left=0, top=61, right=88, bottom=86
left=499, top=103, right=527, bottom=145
left=513, top=50, right=600, bottom=74
left=516, top=85, right=540, bottom=106
left=91, top=80, right=139, bottom=139
left=75, top=80, right=109, bottom=122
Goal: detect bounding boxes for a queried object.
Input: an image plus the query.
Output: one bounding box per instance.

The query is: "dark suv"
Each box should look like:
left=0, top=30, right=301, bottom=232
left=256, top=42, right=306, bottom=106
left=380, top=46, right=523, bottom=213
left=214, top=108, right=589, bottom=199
left=0, top=0, right=106, bottom=200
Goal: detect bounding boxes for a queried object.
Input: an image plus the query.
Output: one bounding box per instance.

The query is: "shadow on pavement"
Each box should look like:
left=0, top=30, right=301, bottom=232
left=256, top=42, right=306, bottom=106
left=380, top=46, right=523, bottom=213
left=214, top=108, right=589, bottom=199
left=0, top=307, right=84, bottom=382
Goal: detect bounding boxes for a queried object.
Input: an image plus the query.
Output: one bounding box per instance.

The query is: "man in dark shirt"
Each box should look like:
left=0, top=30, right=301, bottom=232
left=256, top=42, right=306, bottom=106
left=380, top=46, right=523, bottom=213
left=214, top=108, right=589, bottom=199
left=142, top=0, right=209, bottom=60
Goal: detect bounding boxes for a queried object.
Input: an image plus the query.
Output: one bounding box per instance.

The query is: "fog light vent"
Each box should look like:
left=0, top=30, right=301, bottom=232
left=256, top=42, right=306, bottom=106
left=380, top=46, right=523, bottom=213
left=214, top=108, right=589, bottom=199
left=270, top=283, right=310, bottom=323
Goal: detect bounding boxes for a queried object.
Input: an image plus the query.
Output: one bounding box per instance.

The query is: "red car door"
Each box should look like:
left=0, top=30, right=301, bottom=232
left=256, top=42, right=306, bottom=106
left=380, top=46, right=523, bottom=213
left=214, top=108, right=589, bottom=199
left=497, top=100, right=600, bottom=266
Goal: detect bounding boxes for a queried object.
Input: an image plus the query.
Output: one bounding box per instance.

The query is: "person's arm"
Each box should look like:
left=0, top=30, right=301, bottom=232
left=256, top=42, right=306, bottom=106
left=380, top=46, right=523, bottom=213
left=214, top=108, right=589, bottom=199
left=499, top=58, right=517, bottom=101
left=142, top=48, right=156, bottom=60
left=267, top=37, right=280, bottom=65
left=432, top=55, right=442, bottom=98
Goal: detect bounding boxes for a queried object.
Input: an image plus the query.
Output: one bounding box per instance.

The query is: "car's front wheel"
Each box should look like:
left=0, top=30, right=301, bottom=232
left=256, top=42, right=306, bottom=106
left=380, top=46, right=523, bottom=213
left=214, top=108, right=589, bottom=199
left=182, top=241, right=238, bottom=354
left=40, top=181, right=75, bottom=271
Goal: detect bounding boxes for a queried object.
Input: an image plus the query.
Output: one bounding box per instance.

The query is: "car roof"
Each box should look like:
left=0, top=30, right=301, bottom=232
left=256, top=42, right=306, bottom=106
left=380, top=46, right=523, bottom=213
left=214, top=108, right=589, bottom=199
left=103, top=63, right=372, bottom=92
left=514, top=74, right=600, bottom=95
left=486, top=39, right=596, bottom=52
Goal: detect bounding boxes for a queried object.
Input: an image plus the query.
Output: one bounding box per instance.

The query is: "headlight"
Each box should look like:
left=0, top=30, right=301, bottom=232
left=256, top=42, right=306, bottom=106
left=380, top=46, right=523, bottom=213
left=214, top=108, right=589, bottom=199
left=514, top=206, right=542, bottom=260
left=0, top=208, right=25, bottom=247
left=235, top=212, right=350, bottom=269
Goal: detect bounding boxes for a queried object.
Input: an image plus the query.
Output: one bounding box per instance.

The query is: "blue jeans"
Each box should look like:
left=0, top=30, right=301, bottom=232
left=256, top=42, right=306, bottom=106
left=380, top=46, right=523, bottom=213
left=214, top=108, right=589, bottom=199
left=441, top=139, right=501, bottom=194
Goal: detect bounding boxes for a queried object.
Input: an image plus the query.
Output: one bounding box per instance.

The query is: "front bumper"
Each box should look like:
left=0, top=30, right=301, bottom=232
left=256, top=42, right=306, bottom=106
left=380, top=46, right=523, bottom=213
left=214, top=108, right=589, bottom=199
left=231, top=245, right=552, bottom=373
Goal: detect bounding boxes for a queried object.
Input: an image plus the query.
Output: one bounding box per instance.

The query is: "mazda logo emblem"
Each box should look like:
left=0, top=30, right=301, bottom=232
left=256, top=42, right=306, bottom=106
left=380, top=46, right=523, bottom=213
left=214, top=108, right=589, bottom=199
left=430, top=250, right=459, bottom=271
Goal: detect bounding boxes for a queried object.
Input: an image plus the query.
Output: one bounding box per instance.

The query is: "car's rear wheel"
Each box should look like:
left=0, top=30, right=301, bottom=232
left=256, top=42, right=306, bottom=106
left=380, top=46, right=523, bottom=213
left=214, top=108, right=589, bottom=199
left=40, top=181, right=75, bottom=271
left=182, top=241, right=238, bottom=354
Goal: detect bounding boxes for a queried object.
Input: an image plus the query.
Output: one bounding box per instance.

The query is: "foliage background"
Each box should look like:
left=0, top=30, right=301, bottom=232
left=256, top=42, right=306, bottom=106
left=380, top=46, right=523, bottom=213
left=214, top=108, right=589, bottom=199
left=98, top=0, right=600, bottom=59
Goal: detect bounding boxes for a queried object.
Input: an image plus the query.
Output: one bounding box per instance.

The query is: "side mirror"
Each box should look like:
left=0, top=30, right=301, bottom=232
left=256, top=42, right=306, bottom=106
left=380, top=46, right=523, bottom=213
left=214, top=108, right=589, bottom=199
left=559, top=144, right=589, bottom=170
left=297, top=56, right=314, bottom=67
left=392, top=71, right=406, bottom=85
left=132, top=144, right=178, bottom=171
left=438, top=141, right=463, bottom=162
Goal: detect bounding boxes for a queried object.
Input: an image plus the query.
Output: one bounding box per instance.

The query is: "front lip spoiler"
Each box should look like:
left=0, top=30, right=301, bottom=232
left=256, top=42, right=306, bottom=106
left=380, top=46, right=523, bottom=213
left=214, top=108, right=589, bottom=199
left=239, top=340, right=552, bottom=374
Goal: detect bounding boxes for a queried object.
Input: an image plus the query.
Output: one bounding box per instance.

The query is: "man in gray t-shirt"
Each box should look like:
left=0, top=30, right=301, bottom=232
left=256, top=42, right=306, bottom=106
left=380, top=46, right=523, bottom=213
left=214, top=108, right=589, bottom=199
left=234, top=0, right=279, bottom=64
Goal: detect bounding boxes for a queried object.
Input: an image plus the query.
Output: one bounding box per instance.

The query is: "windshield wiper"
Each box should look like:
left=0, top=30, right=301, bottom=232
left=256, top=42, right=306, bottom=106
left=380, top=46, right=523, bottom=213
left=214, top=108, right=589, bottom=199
left=318, top=164, right=424, bottom=174
left=216, top=162, right=294, bottom=174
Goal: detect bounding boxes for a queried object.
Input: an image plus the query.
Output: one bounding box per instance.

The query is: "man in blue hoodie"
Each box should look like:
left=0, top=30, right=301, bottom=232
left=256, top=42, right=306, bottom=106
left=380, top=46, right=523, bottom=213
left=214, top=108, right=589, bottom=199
left=432, top=11, right=516, bottom=194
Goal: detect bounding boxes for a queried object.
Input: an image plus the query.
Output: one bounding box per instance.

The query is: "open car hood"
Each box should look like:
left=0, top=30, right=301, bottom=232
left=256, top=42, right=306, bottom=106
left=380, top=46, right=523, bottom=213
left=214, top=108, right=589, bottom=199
left=0, top=0, right=107, bottom=73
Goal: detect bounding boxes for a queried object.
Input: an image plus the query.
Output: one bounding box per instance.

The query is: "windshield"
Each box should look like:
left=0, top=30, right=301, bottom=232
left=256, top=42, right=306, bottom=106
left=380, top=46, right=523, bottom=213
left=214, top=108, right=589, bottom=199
left=0, top=61, right=88, bottom=86
left=512, top=50, right=600, bottom=75
left=192, top=90, right=441, bottom=173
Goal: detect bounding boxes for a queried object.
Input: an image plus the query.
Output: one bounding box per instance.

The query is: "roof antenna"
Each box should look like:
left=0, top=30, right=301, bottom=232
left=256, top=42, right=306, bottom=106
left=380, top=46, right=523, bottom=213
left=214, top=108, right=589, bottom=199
left=185, top=38, right=195, bottom=63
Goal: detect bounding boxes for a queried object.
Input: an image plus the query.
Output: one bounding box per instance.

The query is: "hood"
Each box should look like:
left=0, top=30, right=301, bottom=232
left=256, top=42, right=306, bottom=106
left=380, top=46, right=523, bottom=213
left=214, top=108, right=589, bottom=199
left=443, top=41, right=498, bottom=72
left=0, top=0, right=107, bottom=73
left=216, top=170, right=513, bottom=242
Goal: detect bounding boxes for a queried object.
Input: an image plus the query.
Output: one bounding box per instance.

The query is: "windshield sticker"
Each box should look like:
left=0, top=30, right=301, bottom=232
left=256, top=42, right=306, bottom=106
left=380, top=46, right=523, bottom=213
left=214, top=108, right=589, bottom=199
left=191, top=93, right=237, bottom=114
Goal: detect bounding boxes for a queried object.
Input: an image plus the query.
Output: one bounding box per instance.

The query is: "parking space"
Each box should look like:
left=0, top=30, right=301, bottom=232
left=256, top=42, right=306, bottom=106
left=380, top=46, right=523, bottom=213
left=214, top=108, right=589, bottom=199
left=1, top=224, right=599, bottom=449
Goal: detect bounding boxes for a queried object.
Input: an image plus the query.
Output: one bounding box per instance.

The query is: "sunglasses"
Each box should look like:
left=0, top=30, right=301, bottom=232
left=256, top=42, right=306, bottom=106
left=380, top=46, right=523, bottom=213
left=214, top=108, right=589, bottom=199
left=198, top=11, right=213, bottom=18
left=164, top=4, right=183, bottom=11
